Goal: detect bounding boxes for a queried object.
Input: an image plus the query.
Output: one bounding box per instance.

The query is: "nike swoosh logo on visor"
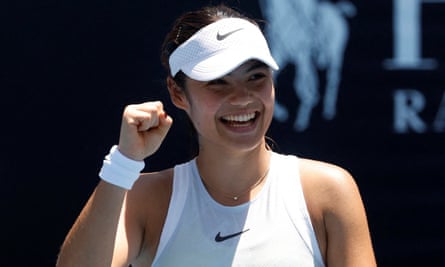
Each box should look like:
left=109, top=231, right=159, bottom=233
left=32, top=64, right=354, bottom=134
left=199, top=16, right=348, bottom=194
left=216, top=28, right=243, bottom=41
left=214, top=229, right=250, bottom=242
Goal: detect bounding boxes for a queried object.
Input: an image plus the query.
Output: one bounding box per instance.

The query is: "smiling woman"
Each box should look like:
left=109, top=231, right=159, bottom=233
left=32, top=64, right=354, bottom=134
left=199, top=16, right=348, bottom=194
left=56, top=4, right=376, bottom=267
left=176, top=59, right=275, bottom=153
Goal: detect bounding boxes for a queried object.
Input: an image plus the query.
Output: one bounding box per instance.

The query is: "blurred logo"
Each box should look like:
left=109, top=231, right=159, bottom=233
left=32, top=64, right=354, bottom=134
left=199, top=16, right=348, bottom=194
left=384, top=0, right=445, bottom=134
left=259, top=0, right=356, bottom=131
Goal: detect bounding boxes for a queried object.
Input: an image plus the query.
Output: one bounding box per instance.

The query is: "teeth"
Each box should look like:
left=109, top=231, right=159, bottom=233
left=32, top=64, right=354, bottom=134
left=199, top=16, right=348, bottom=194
left=222, top=113, right=256, bottom=122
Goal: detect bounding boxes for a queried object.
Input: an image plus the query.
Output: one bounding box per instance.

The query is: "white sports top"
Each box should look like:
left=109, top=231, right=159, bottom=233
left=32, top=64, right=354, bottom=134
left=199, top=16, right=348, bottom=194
left=150, top=152, right=325, bottom=267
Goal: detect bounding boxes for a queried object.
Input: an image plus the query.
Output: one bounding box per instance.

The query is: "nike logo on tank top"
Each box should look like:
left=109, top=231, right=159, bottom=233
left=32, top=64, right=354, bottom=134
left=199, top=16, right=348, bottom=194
left=149, top=152, right=325, bottom=267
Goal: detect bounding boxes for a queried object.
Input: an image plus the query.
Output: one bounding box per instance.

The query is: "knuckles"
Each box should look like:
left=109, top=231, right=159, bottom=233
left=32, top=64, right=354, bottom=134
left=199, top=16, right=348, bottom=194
left=123, top=101, right=166, bottom=123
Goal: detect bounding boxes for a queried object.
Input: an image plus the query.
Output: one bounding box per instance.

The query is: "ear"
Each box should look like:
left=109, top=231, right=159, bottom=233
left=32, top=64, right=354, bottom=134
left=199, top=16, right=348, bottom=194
left=167, top=76, right=189, bottom=111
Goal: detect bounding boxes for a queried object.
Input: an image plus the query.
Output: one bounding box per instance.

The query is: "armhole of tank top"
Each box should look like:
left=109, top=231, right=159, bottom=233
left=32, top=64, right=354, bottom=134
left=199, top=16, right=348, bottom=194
left=282, top=154, right=326, bottom=267
left=151, top=162, right=190, bottom=264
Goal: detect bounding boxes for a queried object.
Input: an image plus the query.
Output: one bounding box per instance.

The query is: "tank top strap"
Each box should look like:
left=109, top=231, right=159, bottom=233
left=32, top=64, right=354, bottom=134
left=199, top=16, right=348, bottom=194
left=152, top=159, right=194, bottom=262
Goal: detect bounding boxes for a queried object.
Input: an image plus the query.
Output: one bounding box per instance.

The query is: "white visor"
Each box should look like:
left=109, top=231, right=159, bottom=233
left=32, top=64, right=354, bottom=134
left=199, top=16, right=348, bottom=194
left=169, top=18, right=279, bottom=81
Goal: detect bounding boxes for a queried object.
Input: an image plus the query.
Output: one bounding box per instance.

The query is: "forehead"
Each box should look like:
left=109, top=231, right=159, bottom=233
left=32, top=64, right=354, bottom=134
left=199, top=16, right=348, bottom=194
left=228, top=60, right=269, bottom=74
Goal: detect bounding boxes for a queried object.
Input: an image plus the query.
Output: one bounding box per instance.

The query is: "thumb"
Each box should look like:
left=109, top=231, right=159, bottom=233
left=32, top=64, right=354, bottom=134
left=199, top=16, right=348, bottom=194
left=157, top=112, right=173, bottom=137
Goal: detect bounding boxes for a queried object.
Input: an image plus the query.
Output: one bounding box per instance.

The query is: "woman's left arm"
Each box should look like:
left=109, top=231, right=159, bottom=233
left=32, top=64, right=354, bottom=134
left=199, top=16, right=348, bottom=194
left=322, top=167, right=377, bottom=267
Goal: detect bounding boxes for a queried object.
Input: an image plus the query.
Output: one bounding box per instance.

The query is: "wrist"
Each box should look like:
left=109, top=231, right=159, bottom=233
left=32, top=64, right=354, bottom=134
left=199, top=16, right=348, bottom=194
left=98, top=145, right=145, bottom=190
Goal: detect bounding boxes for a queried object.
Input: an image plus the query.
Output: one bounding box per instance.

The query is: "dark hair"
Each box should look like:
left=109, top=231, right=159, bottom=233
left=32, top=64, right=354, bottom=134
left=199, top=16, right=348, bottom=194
left=160, top=4, right=257, bottom=88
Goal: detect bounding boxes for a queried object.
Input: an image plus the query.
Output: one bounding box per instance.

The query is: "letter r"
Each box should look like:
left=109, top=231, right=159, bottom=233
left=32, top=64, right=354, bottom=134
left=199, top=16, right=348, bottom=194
left=393, top=89, right=427, bottom=133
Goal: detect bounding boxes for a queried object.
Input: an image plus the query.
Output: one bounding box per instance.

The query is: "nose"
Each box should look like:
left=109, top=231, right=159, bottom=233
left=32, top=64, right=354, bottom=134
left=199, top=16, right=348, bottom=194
left=229, top=86, right=253, bottom=107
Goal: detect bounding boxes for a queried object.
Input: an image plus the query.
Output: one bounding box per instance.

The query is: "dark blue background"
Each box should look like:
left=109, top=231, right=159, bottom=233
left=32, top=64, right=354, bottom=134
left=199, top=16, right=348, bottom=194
left=2, top=0, right=444, bottom=266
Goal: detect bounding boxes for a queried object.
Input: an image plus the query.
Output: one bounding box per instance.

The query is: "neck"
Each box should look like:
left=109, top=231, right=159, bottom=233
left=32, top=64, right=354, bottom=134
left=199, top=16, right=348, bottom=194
left=195, top=141, right=271, bottom=205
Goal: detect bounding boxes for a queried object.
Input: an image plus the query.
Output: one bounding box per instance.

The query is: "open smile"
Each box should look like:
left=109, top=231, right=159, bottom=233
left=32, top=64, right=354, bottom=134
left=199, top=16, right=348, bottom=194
left=220, top=112, right=259, bottom=127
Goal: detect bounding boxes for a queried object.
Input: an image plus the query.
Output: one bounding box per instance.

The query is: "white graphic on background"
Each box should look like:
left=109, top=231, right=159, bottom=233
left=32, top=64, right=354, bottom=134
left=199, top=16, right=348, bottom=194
left=385, top=0, right=445, bottom=134
left=260, top=0, right=356, bottom=131
left=384, top=0, right=444, bottom=70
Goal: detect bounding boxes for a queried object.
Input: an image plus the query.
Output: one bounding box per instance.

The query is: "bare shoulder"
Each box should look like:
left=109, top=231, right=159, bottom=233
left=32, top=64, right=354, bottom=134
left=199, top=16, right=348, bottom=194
left=124, top=168, right=175, bottom=263
left=298, top=158, right=359, bottom=206
left=298, top=158, right=364, bottom=223
left=297, top=158, right=358, bottom=256
left=124, top=168, right=174, bottom=234
left=127, top=168, right=174, bottom=214
left=298, top=158, right=376, bottom=266
left=298, top=158, right=353, bottom=182
left=135, top=168, right=174, bottom=194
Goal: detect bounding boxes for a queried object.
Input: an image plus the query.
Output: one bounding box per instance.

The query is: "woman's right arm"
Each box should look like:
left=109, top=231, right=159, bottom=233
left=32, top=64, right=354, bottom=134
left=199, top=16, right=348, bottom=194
left=56, top=181, right=134, bottom=267
left=56, top=101, right=173, bottom=267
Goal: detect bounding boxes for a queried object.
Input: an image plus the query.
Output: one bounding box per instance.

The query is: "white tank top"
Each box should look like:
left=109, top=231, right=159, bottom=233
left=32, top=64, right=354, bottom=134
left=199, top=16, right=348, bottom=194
left=150, top=152, right=325, bottom=267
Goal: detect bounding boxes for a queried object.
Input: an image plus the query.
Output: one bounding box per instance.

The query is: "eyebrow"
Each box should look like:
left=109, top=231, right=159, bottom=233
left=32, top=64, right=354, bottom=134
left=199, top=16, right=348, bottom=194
left=246, top=61, right=269, bottom=73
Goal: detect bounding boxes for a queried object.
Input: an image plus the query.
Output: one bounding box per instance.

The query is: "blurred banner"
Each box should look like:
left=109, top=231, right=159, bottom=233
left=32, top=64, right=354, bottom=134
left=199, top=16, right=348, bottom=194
left=3, top=0, right=444, bottom=266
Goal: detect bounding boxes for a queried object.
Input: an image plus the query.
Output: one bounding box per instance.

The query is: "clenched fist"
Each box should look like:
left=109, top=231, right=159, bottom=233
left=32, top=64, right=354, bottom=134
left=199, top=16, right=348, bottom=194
left=117, top=101, right=173, bottom=161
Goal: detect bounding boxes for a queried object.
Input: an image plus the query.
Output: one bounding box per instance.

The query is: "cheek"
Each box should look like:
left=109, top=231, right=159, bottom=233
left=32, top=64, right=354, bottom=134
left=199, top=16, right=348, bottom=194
left=262, top=85, right=275, bottom=108
left=188, top=96, right=220, bottom=127
left=269, top=87, right=275, bottom=102
left=262, top=86, right=275, bottom=124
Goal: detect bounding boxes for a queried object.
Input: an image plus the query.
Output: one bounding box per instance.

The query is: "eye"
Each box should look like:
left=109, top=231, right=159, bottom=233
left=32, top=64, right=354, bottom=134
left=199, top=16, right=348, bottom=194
left=205, top=78, right=230, bottom=94
left=207, top=78, right=227, bottom=86
left=248, top=72, right=267, bottom=81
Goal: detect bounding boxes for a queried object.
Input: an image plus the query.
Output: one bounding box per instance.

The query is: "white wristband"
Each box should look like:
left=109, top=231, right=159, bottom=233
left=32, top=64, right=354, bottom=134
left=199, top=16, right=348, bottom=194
left=99, top=145, right=145, bottom=190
